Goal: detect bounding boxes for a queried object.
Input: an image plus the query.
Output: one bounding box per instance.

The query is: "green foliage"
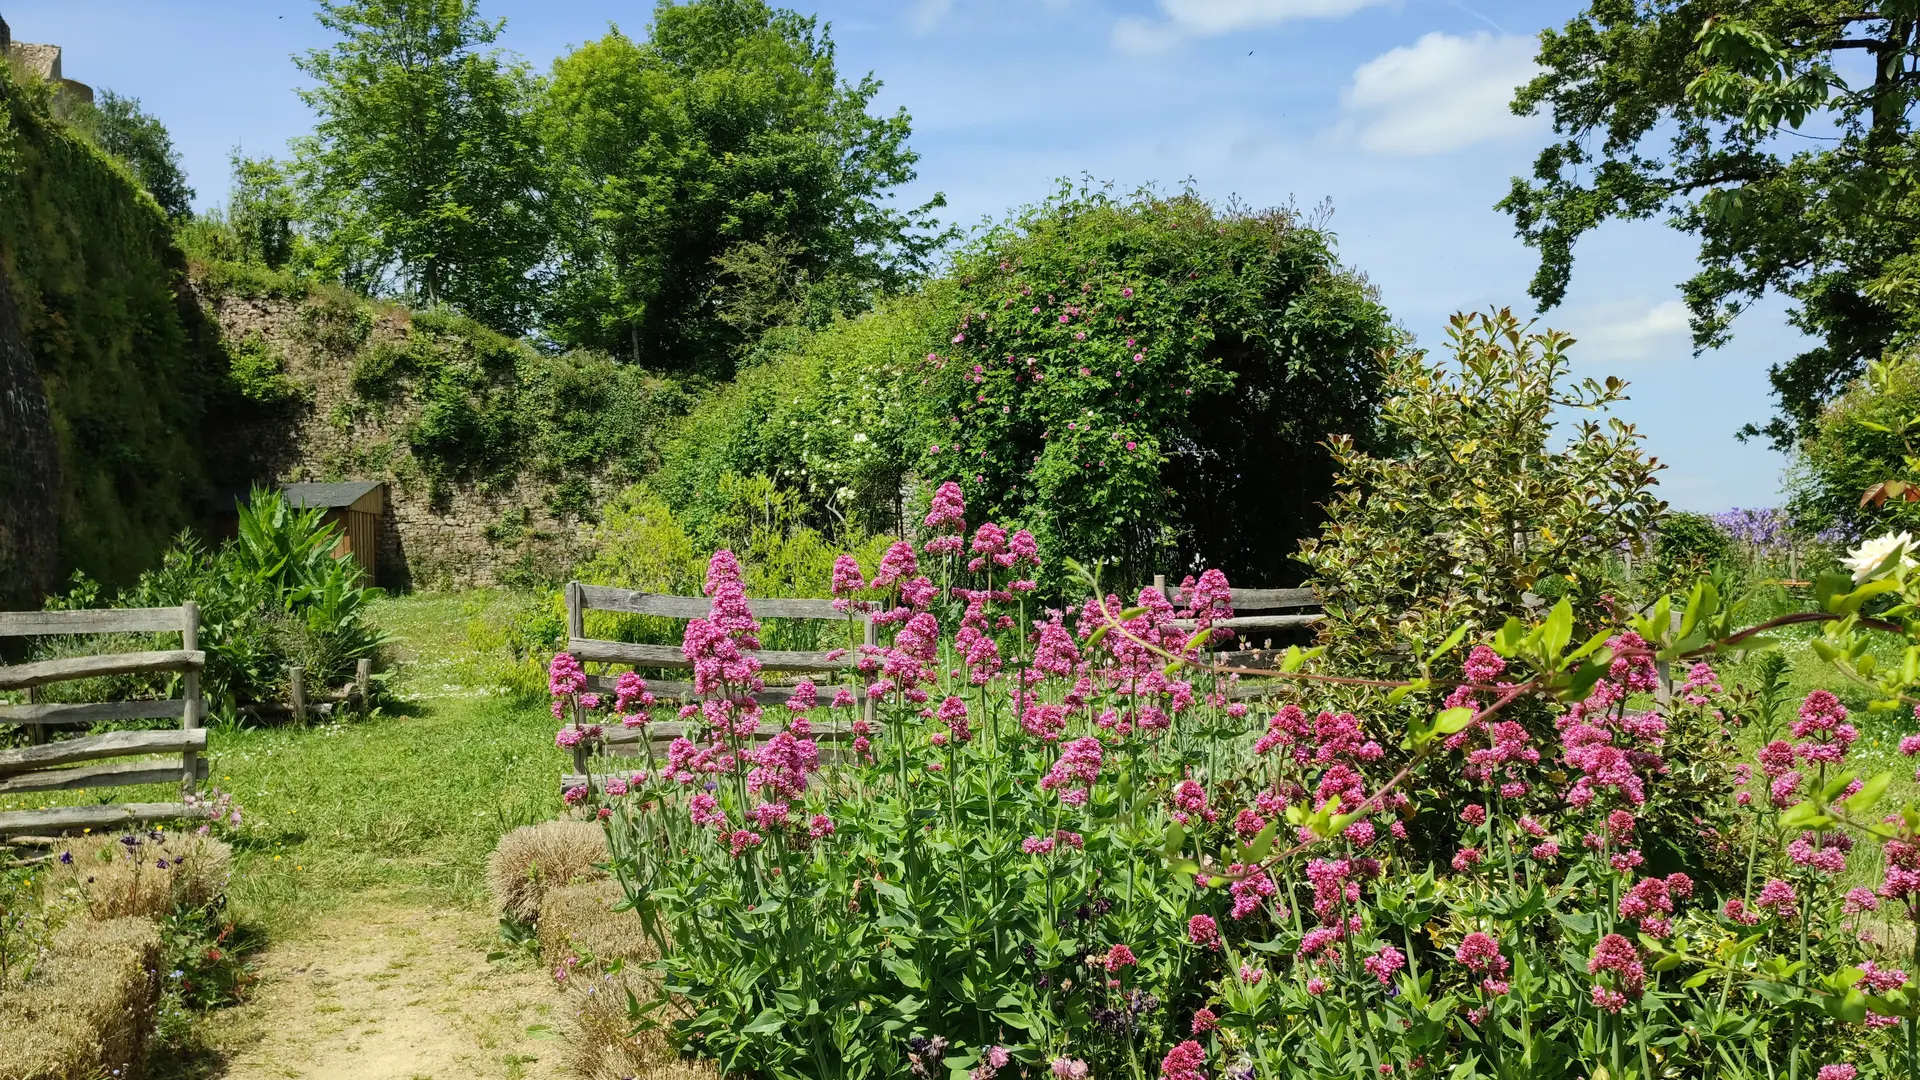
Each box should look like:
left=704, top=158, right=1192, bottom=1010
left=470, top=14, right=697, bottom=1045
left=293, top=0, right=546, bottom=331
left=346, top=307, right=693, bottom=500
left=1504, top=1, right=1920, bottom=445
left=225, top=330, right=308, bottom=405
left=1654, top=510, right=1736, bottom=585
left=1788, top=352, right=1920, bottom=538
left=176, top=153, right=311, bottom=299
left=538, top=2, right=947, bottom=371
left=65, top=89, right=195, bottom=220
left=0, top=61, right=243, bottom=589
left=1298, top=309, right=1666, bottom=674
left=37, top=489, right=388, bottom=715
left=658, top=186, right=1395, bottom=589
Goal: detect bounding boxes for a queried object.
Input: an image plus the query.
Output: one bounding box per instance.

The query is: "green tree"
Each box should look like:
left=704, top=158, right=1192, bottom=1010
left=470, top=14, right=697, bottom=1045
left=1787, top=353, right=1920, bottom=539
left=1503, top=2, right=1920, bottom=445
left=539, top=1, right=946, bottom=372
left=228, top=153, right=301, bottom=271
left=72, top=89, right=194, bottom=219
left=292, top=0, right=546, bottom=331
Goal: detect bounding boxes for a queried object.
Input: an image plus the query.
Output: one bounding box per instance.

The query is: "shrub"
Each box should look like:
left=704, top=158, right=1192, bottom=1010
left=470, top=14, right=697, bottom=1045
left=1652, top=511, right=1735, bottom=586
left=1298, top=309, right=1665, bottom=676
left=486, top=820, right=608, bottom=923
left=654, top=185, right=1396, bottom=589
left=1788, top=354, right=1920, bottom=540
left=32, top=488, right=387, bottom=714
left=225, top=329, right=308, bottom=405
left=553, top=482, right=1920, bottom=1080
left=0, top=916, right=161, bottom=1080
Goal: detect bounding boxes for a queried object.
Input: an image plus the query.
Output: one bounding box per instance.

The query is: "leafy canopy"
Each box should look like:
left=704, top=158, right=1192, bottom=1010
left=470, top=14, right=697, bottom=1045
left=68, top=89, right=195, bottom=220
left=1504, top=1, right=1920, bottom=444
left=540, top=0, right=946, bottom=373
left=292, top=0, right=546, bottom=331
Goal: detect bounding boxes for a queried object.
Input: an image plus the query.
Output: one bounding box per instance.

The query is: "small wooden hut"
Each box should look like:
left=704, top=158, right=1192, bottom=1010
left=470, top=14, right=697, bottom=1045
left=282, top=481, right=385, bottom=586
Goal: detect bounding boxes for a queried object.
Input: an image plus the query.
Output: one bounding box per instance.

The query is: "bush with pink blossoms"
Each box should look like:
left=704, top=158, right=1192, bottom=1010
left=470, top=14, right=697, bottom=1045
left=548, top=521, right=1920, bottom=1080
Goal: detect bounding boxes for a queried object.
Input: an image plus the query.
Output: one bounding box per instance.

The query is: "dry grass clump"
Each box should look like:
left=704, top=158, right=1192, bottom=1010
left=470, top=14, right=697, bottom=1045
left=45, top=832, right=232, bottom=920
left=488, top=820, right=607, bottom=922
left=0, top=916, right=162, bottom=1080
left=538, top=878, right=656, bottom=967
left=561, top=967, right=716, bottom=1080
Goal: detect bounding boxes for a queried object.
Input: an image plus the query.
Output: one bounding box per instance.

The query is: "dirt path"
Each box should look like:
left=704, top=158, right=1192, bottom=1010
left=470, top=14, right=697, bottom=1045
left=200, top=901, right=566, bottom=1080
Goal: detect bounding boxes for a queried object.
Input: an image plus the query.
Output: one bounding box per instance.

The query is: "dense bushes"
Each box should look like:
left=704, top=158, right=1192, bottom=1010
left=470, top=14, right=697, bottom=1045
left=37, top=489, right=385, bottom=715
left=656, top=188, right=1394, bottom=589
left=1788, top=355, right=1920, bottom=540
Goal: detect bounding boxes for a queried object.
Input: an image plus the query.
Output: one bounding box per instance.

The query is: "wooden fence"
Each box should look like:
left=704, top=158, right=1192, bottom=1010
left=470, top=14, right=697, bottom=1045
left=0, top=605, right=210, bottom=837
left=561, top=583, right=873, bottom=792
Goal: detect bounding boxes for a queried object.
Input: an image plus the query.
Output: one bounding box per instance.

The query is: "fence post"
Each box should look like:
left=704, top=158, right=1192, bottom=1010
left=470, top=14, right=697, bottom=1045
left=180, top=602, right=201, bottom=795
left=355, top=658, right=372, bottom=716
left=1153, top=574, right=1166, bottom=597
left=290, top=665, right=307, bottom=724
left=862, top=615, right=878, bottom=730
left=566, top=581, right=585, bottom=643
left=1654, top=609, right=1680, bottom=706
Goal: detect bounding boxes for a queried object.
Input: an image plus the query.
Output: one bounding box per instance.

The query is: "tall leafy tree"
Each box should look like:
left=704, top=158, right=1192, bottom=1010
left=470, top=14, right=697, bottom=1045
left=292, top=0, right=546, bottom=331
left=1503, top=2, right=1920, bottom=445
left=540, top=0, right=947, bottom=373
left=75, top=90, right=195, bottom=219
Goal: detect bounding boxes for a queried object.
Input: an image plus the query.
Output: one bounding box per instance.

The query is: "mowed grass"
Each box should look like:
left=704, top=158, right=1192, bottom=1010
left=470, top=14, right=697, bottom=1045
left=2, top=592, right=561, bottom=936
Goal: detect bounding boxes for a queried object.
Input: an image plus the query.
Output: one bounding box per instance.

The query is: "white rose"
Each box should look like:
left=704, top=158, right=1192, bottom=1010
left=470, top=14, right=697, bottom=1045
left=1843, top=531, right=1917, bottom=582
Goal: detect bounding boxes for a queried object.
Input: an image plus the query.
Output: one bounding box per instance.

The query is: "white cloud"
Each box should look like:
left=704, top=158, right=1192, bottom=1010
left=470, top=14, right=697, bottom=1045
left=1112, top=0, right=1390, bottom=53
left=912, top=0, right=955, bottom=34
left=1564, top=300, right=1693, bottom=363
left=1337, top=31, right=1541, bottom=155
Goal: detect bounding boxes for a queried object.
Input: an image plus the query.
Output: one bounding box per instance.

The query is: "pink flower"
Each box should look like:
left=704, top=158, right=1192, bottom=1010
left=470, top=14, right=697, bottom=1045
left=808, top=814, right=835, bottom=839
left=1104, top=944, right=1137, bottom=971
left=1363, top=945, right=1406, bottom=986
left=1187, top=914, right=1220, bottom=949
left=1190, top=1008, right=1217, bottom=1034
left=1463, top=645, right=1505, bottom=683
left=1460, top=804, right=1487, bottom=827
left=1816, top=1067, right=1857, bottom=1080
left=1305, top=975, right=1327, bottom=995
left=1755, top=877, right=1798, bottom=917
left=1159, top=1040, right=1207, bottom=1080
left=1843, top=887, right=1881, bottom=914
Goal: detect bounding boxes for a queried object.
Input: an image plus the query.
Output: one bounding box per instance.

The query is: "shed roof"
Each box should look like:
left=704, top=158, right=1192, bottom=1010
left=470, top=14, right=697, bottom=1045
left=282, top=481, right=384, bottom=510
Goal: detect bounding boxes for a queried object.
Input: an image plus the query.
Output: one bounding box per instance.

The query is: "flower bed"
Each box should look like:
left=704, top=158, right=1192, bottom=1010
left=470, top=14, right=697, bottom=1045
left=552, top=487, right=1920, bottom=1080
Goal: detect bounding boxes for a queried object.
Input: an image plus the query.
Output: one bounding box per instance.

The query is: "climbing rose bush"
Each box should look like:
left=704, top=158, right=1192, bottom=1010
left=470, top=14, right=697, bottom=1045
left=549, top=503, right=1920, bottom=1080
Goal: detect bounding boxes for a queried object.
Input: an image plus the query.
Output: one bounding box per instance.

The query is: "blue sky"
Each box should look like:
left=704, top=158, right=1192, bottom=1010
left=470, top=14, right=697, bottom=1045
left=12, top=0, right=1801, bottom=511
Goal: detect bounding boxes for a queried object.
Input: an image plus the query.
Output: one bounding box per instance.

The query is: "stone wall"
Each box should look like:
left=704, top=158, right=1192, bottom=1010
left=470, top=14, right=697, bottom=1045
left=203, top=289, right=598, bottom=591
left=0, top=265, right=61, bottom=609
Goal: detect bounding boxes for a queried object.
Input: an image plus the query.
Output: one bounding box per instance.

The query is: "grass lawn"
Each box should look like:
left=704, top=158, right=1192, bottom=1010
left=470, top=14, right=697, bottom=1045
left=3, top=591, right=562, bottom=937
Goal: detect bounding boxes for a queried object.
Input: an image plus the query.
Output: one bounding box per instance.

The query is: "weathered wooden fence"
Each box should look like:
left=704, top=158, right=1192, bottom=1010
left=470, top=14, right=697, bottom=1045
left=0, top=604, right=210, bottom=836
left=560, top=583, right=870, bottom=792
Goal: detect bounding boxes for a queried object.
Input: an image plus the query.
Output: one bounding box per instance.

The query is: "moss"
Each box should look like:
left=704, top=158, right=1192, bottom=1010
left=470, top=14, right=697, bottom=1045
left=0, top=64, right=249, bottom=590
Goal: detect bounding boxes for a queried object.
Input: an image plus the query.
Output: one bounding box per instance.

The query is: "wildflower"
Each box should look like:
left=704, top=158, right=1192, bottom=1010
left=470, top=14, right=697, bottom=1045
left=1364, top=945, right=1406, bottom=986
left=1022, top=836, right=1056, bottom=855
left=1755, top=878, right=1798, bottom=917
left=1460, top=804, right=1487, bottom=827
left=1815, top=1066, right=1858, bottom=1080
left=1105, top=944, right=1138, bottom=971
left=1587, top=933, right=1646, bottom=998
left=1191, top=1008, right=1217, bottom=1034
left=1305, top=976, right=1327, bottom=995
left=1451, top=847, right=1482, bottom=872
left=1722, top=897, right=1760, bottom=925
left=1160, top=1041, right=1207, bottom=1080
left=1238, top=965, right=1265, bottom=985
left=1843, top=887, right=1880, bottom=914
left=1591, top=985, right=1628, bottom=1013
left=1039, top=736, right=1103, bottom=804
left=1463, top=645, right=1505, bottom=683
left=1050, top=1060, right=1090, bottom=1080
left=1228, top=863, right=1276, bottom=920
left=1529, top=840, right=1560, bottom=860
left=727, top=829, right=763, bottom=858
left=1187, top=914, right=1220, bottom=950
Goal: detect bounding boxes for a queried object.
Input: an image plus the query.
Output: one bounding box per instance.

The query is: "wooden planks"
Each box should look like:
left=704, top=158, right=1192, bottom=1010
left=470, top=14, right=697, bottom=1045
left=0, top=606, right=189, bottom=638
left=1170, top=614, right=1325, bottom=631
left=0, top=802, right=210, bottom=838
left=0, top=728, right=207, bottom=775
left=0, top=650, right=204, bottom=691
left=571, top=638, right=851, bottom=674
left=576, top=584, right=847, bottom=621
left=0, top=758, right=208, bottom=794
left=0, top=698, right=186, bottom=726
left=1169, top=587, right=1318, bottom=610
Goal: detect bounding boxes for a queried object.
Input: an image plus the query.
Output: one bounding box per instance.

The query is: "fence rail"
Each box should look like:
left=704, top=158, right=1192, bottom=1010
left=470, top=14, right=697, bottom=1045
left=0, top=603, right=209, bottom=836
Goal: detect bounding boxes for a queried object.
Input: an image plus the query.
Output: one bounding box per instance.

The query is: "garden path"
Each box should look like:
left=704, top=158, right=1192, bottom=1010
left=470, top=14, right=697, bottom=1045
left=204, top=899, right=564, bottom=1080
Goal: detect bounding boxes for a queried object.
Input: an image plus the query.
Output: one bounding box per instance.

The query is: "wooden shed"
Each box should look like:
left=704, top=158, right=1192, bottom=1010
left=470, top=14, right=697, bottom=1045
left=282, top=481, right=384, bottom=586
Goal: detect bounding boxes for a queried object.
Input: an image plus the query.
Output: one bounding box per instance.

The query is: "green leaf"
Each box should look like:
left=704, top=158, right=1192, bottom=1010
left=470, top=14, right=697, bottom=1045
left=1542, top=597, right=1574, bottom=658
left=1842, top=770, right=1895, bottom=815
left=1433, top=706, right=1475, bottom=735
left=1425, top=624, right=1470, bottom=664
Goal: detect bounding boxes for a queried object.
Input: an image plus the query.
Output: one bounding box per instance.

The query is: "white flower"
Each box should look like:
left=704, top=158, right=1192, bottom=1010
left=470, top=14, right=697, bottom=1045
left=1843, top=531, right=1917, bottom=582
left=852, top=432, right=868, bottom=443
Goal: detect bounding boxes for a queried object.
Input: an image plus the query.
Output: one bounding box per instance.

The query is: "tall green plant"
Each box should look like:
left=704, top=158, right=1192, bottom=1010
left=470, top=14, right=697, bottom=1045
left=1298, top=309, right=1666, bottom=674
